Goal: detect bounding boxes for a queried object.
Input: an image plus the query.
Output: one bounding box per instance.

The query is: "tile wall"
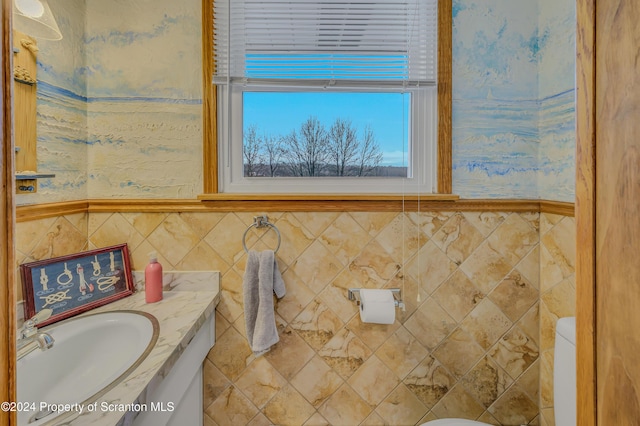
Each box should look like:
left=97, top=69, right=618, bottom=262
left=15, top=209, right=576, bottom=425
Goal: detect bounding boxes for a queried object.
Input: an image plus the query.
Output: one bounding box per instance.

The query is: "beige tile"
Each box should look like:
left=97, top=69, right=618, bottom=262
left=375, top=326, right=428, bottom=379
left=461, top=299, right=512, bottom=350
left=208, top=326, right=252, bottom=381
left=303, top=413, right=330, bottom=426
left=180, top=211, right=226, bottom=236
left=264, top=323, right=315, bottom=381
left=270, top=212, right=316, bottom=266
left=247, top=412, right=274, bottom=426
left=87, top=212, right=112, bottom=235
left=375, top=212, right=427, bottom=262
left=375, top=384, right=428, bottom=426
left=433, top=328, right=485, bottom=379
left=349, top=239, right=402, bottom=288
left=517, top=359, right=540, bottom=403
left=348, top=355, right=400, bottom=405
left=385, top=273, right=426, bottom=324
left=489, top=271, right=538, bottom=322
left=89, top=213, right=143, bottom=254
left=293, top=212, right=340, bottom=237
left=488, top=213, right=539, bottom=267
left=277, top=268, right=317, bottom=323
left=460, top=356, right=512, bottom=408
left=30, top=217, right=87, bottom=260
left=216, top=268, right=244, bottom=324
left=462, top=211, right=508, bottom=237
left=540, top=350, right=555, bottom=408
left=235, top=357, right=288, bottom=409
left=431, top=384, right=485, bottom=420
left=541, top=407, right=555, bottom=426
left=460, top=241, right=513, bottom=294
left=405, top=298, right=457, bottom=350
left=319, top=213, right=372, bottom=265
left=433, top=270, right=485, bottom=323
left=203, top=358, right=231, bottom=410
left=146, top=214, right=202, bottom=266
left=203, top=213, right=249, bottom=266
left=290, top=299, right=344, bottom=350
left=405, top=241, right=457, bottom=294
left=291, top=240, right=343, bottom=294
left=539, top=302, right=559, bottom=353
left=409, top=211, right=454, bottom=238
left=404, top=356, right=455, bottom=409
left=488, top=384, right=539, bottom=426
left=291, top=355, right=343, bottom=407
left=540, top=245, right=566, bottom=292
left=317, top=328, right=372, bottom=379
left=490, top=326, right=539, bottom=380
left=541, top=276, right=576, bottom=320
left=360, top=411, right=386, bottom=426
left=317, top=268, right=360, bottom=323
left=541, top=217, right=575, bottom=275
left=318, top=383, right=372, bottom=426
left=121, top=212, right=168, bottom=237
left=16, top=217, right=57, bottom=255
left=263, top=384, right=316, bottom=426
left=517, top=245, right=540, bottom=289
left=349, top=212, right=398, bottom=237
left=519, top=212, right=540, bottom=233
left=476, top=411, right=501, bottom=425
left=540, top=213, right=564, bottom=235
left=432, top=213, right=484, bottom=265
left=519, top=303, right=540, bottom=347
left=347, top=312, right=400, bottom=352
left=205, top=385, right=258, bottom=426
left=176, top=241, right=231, bottom=272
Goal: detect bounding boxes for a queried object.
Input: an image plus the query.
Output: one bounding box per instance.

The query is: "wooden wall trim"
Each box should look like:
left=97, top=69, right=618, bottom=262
left=15, top=198, right=577, bottom=220
left=539, top=200, right=575, bottom=217
left=202, top=0, right=217, bottom=194
left=438, top=0, right=453, bottom=194
left=16, top=200, right=89, bottom=222
left=575, top=0, right=597, bottom=424
left=1, top=0, right=16, bottom=421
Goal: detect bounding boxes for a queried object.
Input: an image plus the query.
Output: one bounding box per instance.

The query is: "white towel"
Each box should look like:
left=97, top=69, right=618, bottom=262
left=243, top=250, right=286, bottom=356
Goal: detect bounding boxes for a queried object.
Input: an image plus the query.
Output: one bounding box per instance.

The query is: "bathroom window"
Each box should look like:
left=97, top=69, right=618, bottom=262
left=207, top=0, right=451, bottom=194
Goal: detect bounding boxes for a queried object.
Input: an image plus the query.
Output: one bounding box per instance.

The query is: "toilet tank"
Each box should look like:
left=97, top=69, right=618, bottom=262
left=554, top=317, right=576, bottom=426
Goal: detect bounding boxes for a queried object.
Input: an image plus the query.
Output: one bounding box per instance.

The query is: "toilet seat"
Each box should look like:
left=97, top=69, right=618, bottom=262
left=421, top=419, right=490, bottom=426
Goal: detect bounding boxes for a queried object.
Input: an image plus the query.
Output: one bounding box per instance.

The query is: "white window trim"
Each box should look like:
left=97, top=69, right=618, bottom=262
left=217, top=84, right=437, bottom=194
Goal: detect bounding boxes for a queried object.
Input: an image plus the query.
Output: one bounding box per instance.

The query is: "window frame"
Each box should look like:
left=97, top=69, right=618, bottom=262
left=201, top=0, right=452, bottom=197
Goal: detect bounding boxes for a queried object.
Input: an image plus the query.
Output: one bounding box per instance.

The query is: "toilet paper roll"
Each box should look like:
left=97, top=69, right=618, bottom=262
left=359, top=289, right=395, bottom=324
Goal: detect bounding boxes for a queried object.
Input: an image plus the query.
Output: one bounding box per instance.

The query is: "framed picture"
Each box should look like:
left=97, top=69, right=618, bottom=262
left=20, top=244, right=135, bottom=327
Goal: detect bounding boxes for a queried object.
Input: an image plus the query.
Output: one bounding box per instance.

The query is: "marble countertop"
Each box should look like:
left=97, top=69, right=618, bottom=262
left=42, top=271, right=220, bottom=426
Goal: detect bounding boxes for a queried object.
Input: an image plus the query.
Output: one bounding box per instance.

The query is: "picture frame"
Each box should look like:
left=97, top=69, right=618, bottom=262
left=20, top=244, right=135, bottom=327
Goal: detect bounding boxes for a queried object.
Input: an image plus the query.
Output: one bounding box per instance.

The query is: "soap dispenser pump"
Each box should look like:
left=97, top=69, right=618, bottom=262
left=145, top=251, right=163, bottom=303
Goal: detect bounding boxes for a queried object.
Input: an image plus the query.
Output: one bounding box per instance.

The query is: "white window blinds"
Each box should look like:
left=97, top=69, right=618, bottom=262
left=213, top=0, right=438, bottom=87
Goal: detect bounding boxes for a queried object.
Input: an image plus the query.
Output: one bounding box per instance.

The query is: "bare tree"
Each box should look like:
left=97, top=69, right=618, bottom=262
left=356, top=125, right=383, bottom=176
left=263, top=134, right=284, bottom=177
left=328, top=118, right=358, bottom=176
left=283, top=116, right=329, bottom=176
left=243, top=125, right=263, bottom=176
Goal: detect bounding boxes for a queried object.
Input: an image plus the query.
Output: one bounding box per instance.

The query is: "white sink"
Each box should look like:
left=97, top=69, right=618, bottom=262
left=17, top=310, right=158, bottom=425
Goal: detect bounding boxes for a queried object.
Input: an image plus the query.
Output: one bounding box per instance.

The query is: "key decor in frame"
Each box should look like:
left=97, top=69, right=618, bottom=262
left=20, top=244, right=135, bottom=327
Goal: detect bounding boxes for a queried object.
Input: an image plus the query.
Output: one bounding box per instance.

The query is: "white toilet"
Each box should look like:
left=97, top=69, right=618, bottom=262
left=421, top=317, right=576, bottom=426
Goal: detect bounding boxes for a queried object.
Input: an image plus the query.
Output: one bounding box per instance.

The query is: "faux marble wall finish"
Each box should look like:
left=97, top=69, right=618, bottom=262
left=17, top=210, right=549, bottom=424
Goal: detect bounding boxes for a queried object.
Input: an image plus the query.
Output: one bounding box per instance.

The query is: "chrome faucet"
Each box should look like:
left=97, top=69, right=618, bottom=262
left=17, top=309, right=55, bottom=360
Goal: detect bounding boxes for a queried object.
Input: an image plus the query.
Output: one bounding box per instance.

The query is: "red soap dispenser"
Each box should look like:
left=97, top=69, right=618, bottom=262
left=145, top=251, right=163, bottom=303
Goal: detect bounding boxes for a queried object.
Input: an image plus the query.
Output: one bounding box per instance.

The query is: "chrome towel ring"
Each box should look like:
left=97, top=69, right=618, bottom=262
left=242, top=215, right=281, bottom=254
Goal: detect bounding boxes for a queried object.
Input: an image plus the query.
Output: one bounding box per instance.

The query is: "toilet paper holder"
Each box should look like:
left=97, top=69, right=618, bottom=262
left=348, top=288, right=405, bottom=310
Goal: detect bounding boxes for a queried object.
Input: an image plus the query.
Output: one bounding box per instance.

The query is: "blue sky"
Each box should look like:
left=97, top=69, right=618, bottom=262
left=243, top=92, right=410, bottom=166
